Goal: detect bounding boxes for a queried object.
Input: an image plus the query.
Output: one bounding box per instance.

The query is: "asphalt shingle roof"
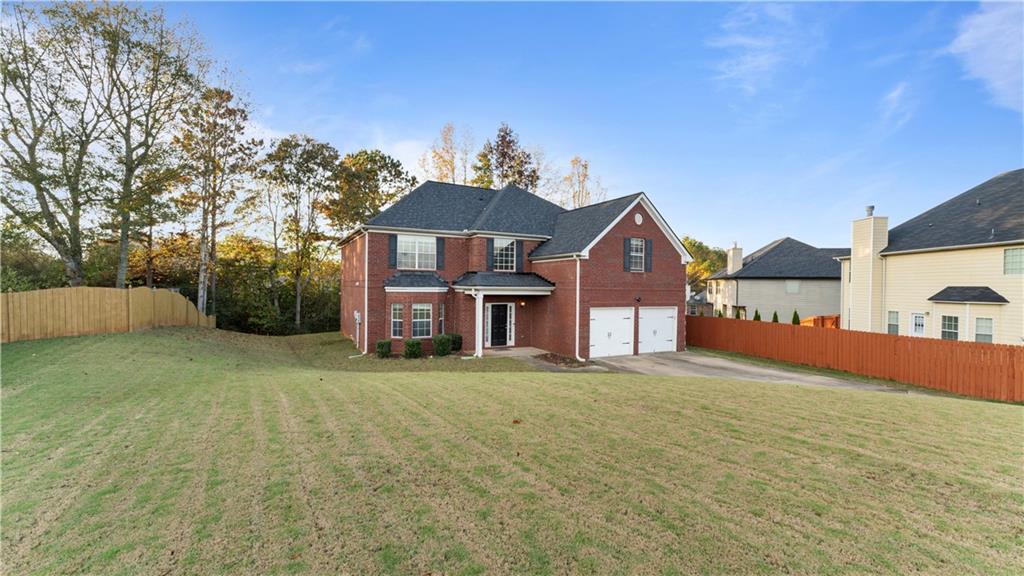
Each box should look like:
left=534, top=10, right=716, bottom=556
left=528, top=193, right=643, bottom=258
left=709, top=238, right=849, bottom=280
left=382, top=271, right=448, bottom=289
left=927, top=286, right=1009, bottom=304
left=469, top=185, right=564, bottom=236
left=366, top=181, right=497, bottom=232
left=881, top=169, right=1024, bottom=254
left=451, top=272, right=555, bottom=289
left=687, top=290, right=707, bottom=305
left=366, top=181, right=648, bottom=261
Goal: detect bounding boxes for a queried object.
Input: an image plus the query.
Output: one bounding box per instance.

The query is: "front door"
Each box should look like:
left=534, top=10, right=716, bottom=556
left=489, top=304, right=510, bottom=347
left=911, top=313, right=926, bottom=337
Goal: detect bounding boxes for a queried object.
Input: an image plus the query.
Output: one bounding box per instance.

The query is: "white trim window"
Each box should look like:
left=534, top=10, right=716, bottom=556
left=397, top=235, right=436, bottom=270
left=493, top=238, right=516, bottom=272
left=785, top=280, right=801, bottom=294
left=1005, top=248, right=1023, bottom=274
left=975, top=317, right=993, bottom=343
left=438, top=302, right=445, bottom=334
left=412, top=304, right=432, bottom=338
left=629, top=238, right=645, bottom=272
left=941, top=315, right=959, bottom=341
left=390, top=304, right=403, bottom=338
left=911, top=313, right=926, bottom=337
left=887, top=311, right=899, bottom=335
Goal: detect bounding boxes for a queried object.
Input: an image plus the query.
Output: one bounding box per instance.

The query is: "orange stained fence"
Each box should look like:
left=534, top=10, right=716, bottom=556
left=686, top=315, right=1023, bottom=402
left=1, top=287, right=215, bottom=344
left=800, top=315, right=840, bottom=329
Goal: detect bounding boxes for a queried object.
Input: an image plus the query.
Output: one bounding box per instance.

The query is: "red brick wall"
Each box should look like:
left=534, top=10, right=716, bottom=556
left=579, top=203, right=687, bottom=356
left=530, top=258, right=579, bottom=357
left=340, top=232, right=366, bottom=351
left=383, top=291, right=446, bottom=355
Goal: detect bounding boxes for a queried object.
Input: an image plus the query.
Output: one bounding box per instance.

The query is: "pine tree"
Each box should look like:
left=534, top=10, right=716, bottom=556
left=771, top=311, right=779, bottom=323
left=733, top=308, right=741, bottom=319
left=716, top=310, right=723, bottom=318
left=791, top=310, right=801, bottom=324
left=753, top=309, right=761, bottom=321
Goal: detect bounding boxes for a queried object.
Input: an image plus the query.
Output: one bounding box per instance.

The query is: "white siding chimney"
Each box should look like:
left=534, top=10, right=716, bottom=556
left=727, top=242, right=743, bottom=275
left=849, top=210, right=888, bottom=332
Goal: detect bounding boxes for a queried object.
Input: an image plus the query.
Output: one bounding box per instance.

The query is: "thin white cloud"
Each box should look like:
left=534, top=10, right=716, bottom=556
left=949, top=1, right=1023, bottom=113
left=277, top=60, right=327, bottom=75
left=245, top=119, right=287, bottom=143
left=879, top=81, right=915, bottom=132
left=708, top=3, right=823, bottom=96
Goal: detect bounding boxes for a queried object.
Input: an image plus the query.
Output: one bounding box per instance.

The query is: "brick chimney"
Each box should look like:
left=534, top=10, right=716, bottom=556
left=726, top=242, right=743, bottom=275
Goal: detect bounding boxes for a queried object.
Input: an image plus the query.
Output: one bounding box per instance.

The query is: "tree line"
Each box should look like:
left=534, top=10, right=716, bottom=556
left=1, top=2, right=617, bottom=334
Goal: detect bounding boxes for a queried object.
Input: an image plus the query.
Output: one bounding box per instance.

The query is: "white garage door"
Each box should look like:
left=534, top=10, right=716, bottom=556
left=589, top=307, right=634, bottom=358
left=638, top=307, right=677, bottom=354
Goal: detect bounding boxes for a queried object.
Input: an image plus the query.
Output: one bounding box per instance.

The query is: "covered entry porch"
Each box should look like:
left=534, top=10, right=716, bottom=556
left=452, top=272, right=556, bottom=358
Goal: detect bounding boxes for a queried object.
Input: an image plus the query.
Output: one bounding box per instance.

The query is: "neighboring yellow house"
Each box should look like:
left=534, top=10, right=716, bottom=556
left=707, top=238, right=848, bottom=321
left=838, top=169, right=1023, bottom=345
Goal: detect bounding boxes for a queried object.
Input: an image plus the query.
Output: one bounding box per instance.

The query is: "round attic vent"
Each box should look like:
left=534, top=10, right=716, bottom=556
left=634, top=213, right=643, bottom=225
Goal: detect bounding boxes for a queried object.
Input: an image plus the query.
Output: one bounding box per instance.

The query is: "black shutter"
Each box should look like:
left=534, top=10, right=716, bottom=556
left=486, top=238, right=494, bottom=271
left=623, top=237, right=631, bottom=271
left=388, top=234, right=397, bottom=268
left=645, top=239, right=653, bottom=272
left=515, top=240, right=524, bottom=272
left=436, top=237, right=445, bottom=270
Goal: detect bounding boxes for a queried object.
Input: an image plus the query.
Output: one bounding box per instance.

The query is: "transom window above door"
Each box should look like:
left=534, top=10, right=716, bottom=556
left=493, top=238, right=516, bottom=272
left=397, top=235, right=436, bottom=270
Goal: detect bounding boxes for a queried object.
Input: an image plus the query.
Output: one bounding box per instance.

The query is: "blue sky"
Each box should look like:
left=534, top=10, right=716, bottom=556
left=163, top=1, right=1023, bottom=252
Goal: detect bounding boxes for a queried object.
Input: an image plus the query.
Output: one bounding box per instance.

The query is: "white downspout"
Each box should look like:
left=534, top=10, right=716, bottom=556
left=575, top=256, right=584, bottom=362
left=363, top=231, right=369, bottom=354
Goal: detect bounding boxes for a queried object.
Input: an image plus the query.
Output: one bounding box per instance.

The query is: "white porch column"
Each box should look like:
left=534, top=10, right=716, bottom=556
left=474, top=291, right=485, bottom=357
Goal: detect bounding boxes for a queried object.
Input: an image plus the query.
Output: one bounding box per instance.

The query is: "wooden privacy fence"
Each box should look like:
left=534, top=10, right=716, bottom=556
left=686, top=315, right=1024, bottom=402
left=1, top=287, right=215, bottom=344
left=800, top=315, right=840, bottom=329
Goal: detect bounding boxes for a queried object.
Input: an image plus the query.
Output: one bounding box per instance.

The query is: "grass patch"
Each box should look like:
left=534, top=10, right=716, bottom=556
left=2, top=328, right=1021, bottom=574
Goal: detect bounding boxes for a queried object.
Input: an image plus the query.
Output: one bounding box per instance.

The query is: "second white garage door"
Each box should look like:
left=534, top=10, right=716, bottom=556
left=589, top=307, right=634, bottom=358
left=638, top=306, right=677, bottom=354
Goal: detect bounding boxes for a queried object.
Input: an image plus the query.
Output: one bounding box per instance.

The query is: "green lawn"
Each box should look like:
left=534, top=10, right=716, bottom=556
left=3, top=328, right=1022, bottom=575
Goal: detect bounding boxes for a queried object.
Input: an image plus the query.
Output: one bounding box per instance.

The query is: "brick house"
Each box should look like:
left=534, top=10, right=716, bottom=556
left=340, top=181, right=692, bottom=359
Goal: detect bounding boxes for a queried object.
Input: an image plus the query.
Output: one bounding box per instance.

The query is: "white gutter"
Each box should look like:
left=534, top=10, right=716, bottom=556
left=575, top=256, right=584, bottom=362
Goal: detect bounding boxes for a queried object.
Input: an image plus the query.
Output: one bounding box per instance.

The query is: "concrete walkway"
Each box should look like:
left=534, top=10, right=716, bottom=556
left=595, top=350, right=908, bottom=394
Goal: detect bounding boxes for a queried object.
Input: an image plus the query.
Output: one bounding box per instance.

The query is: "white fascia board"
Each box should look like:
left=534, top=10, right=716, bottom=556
left=466, top=230, right=551, bottom=240
left=383, top=287, right=449, bottom=293
left=453, top=287, right=554, bottom=295
left=364, top=226, right=465, bottom=238
left=529, top=254, right=588, bottom=263
left=579, top=194, right=692, bottom=263
left=880, top=239, right=1024, bottom=257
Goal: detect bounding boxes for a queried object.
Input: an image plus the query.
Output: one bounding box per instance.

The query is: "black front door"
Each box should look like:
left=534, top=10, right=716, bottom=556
left=490, top=305, right=508, bottom=346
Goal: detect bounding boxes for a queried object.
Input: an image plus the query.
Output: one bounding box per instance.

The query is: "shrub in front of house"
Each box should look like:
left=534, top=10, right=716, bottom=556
left=375, top=340, right=391, bottom=358
left=771, top=311, right=779, bottom=323
left=733, top=308, right=741, bottom=319
left=449, top=333, right=463, bottom=352
left=403, top=339, right=422, bottom=359
left=753, top=309, right=761, bottom=321
left=432, top=334, right=452, bottom=357
left=791, top=310, right=801, bottom=325
left=716, top=310, right=723, bottom=318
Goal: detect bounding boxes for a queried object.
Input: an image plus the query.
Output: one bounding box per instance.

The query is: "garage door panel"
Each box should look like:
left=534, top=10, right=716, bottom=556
left=589, top=307, right=634, bottom=358
left=638, top=306, right=677, bottom=354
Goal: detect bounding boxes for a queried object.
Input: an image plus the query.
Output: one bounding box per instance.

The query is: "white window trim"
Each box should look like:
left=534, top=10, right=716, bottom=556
left=493, top=238, right=516, bottom=272
left=940, top=315, right=959, bottom=341
left=1004, top=247, right=1023, bottom=275
left=629, top=237, right=645, bottom=272
left=887, top=310, right=899, bottom=335
left=438, top=302, right=445, bottom=335
left=390, top=304, right=403, bottom=339
left=397, top=234, right=437, bottom=271
left=974, top=316, right=995, bottom=343
left=411, top=303, right=432, bottom=339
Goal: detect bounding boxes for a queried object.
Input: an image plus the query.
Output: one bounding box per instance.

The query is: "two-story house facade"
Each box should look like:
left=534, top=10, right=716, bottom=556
left=341, top=181, right=692, bottom=359
left=838, top=169, right=1023, bottom=344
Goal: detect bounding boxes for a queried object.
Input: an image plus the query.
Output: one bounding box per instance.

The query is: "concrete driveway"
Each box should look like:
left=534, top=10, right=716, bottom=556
left=595, top=350, right=908, bottom=394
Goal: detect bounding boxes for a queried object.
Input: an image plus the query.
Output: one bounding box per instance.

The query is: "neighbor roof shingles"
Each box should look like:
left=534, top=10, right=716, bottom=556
left=927, top=286, right=1009, bottom=304
left=709, top=238, right=848, bottom=280
left=881, top=169, right=1024, bottom=254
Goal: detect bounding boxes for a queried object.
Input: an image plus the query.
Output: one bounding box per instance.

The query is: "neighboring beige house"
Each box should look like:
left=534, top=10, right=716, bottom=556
left=707, top=238, right=848, bottom=320
left=838, top=169, right=1023, bottom=345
